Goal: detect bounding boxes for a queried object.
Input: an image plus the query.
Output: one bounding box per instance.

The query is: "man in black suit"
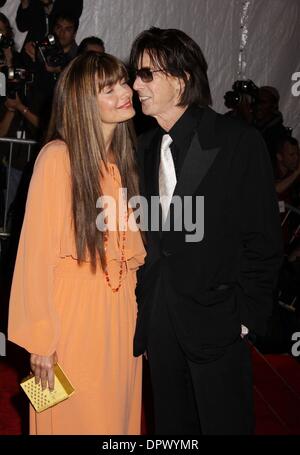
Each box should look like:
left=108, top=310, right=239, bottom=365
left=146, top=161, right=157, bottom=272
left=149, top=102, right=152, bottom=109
left=129, top=27, right=283, bottom=434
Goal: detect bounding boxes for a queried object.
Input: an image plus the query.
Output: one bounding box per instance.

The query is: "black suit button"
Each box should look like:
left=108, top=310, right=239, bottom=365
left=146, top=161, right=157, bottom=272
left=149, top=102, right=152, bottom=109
left=162, top=249, right=172, bottom=257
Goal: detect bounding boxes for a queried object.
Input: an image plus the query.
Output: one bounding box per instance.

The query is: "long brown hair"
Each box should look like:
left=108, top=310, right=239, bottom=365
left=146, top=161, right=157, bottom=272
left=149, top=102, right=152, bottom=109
left=46, top=52, right=139, bottom=271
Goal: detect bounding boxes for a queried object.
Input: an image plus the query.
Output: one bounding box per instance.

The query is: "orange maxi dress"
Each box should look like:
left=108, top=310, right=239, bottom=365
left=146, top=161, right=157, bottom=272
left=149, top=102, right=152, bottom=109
left=8, top=140, right=145, bottom=435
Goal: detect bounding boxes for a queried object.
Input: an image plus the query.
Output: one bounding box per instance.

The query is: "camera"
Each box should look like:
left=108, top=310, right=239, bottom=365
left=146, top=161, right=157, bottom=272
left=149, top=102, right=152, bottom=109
left=0, top=67, right=34, bottom=99
left=36, top=34, right=65, bottom=68
left=224, top=79, right=259, bottom=109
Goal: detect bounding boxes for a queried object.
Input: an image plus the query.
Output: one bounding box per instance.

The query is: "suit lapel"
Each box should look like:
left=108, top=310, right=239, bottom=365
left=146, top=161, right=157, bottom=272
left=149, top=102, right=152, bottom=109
left=174, top=133, right=220, bottom=198
left=175, top=107, right=221, bottom=197
left=144, top=129, right=161, bottom=197
left=142, top=129, right=162, bottom=245
left=166, top=107, right=221, bottom=232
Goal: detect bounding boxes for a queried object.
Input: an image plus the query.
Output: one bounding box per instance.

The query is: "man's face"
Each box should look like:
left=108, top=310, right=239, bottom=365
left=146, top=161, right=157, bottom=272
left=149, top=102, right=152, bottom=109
left=279, top=143, right=300, bottom=172
left=255, top=91, right=276, bottom=121
left=53, top=19, right=76, bottom=50
left=133, top=51, right=182, bottom=123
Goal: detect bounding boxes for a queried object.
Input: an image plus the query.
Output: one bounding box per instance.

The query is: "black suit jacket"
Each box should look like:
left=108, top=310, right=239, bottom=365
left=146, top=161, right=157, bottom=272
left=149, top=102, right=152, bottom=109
left=134, top=106, right=283, bottom=362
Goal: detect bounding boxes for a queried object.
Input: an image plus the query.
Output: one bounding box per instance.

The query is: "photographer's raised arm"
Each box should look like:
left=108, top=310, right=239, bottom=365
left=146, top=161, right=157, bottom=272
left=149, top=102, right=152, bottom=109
left=16, top=1, right=32, bottom=33
left=15, top=95, right=39, bottom=128
left=2, top=94, right=40, bottom=130
left=0, top=108, right=15, bottom=137
left=275, top=165, right=300, bottom=195
left=2, top=47, right=13, bottom=67
left=24, top=41, right=36, bottom=62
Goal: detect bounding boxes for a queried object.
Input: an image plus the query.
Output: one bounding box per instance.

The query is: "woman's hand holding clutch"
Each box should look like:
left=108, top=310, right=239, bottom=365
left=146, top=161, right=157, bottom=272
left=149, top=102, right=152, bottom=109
left=30, top=352, right=58, bottom=391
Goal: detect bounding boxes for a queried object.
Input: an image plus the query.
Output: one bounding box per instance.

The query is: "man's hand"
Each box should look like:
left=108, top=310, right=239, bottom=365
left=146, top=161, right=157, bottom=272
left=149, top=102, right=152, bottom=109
left=30, top=351, right=58, bottom=391
left=24, top=41, right=36, bottom=62
left=5, top=93, right=23, bottom=112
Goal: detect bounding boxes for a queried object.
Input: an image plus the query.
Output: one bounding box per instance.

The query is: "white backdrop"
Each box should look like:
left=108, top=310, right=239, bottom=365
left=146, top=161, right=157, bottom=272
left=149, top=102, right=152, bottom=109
left=1, top=0, right=300, bottom=137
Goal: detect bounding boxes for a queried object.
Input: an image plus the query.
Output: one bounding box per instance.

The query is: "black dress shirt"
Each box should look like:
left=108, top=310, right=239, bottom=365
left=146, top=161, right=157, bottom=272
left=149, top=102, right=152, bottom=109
left=160, top=105, right=204, bottom=179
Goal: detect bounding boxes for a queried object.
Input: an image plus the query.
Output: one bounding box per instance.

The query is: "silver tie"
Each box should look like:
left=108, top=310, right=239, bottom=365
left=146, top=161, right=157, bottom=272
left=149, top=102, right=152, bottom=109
left=159, top=134, right=176, bottom=222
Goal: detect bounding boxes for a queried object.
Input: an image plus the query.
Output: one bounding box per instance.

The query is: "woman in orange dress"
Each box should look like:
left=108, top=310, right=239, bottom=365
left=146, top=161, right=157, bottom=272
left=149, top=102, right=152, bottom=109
left=8, top=52, right=145, bottom=435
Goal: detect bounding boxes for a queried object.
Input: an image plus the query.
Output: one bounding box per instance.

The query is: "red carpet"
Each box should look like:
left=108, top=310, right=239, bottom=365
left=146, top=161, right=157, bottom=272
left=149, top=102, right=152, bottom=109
left=1, top=343, right=300, bottom=435
left=252, top=348, right=300, bottom=434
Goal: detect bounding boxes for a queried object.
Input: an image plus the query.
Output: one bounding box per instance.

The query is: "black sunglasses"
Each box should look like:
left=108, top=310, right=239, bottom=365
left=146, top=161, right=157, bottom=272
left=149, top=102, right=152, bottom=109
left=134, top=67, right=162, bottom=82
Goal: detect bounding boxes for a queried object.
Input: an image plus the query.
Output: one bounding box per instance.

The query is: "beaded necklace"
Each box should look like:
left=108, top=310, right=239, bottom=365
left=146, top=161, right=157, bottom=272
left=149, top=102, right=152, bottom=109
left=103, top=189, right=128, bottom=293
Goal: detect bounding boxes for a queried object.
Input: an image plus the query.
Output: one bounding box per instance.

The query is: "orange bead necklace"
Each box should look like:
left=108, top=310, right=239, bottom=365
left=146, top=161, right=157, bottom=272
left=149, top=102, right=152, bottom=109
left=103, top=196, right=128, bottom=293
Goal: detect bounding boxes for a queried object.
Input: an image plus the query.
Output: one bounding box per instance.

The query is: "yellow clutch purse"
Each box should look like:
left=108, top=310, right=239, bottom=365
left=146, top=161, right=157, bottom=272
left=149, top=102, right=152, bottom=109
left=20, top=363, right=75, bottom=412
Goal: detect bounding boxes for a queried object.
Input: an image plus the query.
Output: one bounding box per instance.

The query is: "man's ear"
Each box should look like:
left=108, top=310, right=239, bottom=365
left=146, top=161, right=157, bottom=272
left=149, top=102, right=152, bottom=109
left=184, top=71, right=190, bottom=81
left=178, top=72, right=190, bottom=95
left=176, top=77, right=186, bottom=96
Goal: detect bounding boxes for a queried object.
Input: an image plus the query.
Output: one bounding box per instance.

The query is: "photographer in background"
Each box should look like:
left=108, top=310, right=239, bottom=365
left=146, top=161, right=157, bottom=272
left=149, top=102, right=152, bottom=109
left=0, top=14, right=39, bottom=139
left=23, top=12, right=79, bottom=74
left=0, top=15, right=40, bottom=228
left=254, top=86, right=287, bottom=165
left=0, top=71, right=39, bottom=137
left=274, top=136, right=300, bottom=259
left=18, top=12, right=79, bottom=146
left=275, top=136, right=300, bottom=205
left=49, top=12, right=78, bottom=68
left=0, top=13, right=18, bottom=69
left=16, top=0, right=83, bottom=44
left=224, top=79, right=258, bottom=125
left=77, top=36, right=105, bottom=55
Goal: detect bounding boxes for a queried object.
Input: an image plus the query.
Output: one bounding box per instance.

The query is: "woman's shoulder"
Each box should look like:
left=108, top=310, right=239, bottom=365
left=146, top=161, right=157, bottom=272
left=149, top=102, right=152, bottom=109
left=35, top=139, right=69, bottom=172
left=38, top=139, right=68, bottom=158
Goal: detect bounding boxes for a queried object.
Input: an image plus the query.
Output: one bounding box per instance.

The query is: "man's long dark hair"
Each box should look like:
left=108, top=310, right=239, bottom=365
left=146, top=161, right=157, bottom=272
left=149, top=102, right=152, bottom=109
left=130, top=27, right=212, bottom=107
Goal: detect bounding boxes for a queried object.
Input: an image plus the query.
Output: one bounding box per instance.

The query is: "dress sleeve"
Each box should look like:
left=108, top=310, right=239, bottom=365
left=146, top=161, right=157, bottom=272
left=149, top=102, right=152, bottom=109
left=8, top=142, right=69, bottom=356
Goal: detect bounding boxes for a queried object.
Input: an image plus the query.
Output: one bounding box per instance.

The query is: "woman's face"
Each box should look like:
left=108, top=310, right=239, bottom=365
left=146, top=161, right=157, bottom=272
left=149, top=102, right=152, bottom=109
left=98, top=78, right=135, bottom=126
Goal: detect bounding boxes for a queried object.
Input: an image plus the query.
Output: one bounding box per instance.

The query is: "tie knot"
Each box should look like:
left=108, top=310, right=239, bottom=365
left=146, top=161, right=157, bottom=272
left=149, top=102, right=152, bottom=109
left=161, top=134, right=173, bottom=151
